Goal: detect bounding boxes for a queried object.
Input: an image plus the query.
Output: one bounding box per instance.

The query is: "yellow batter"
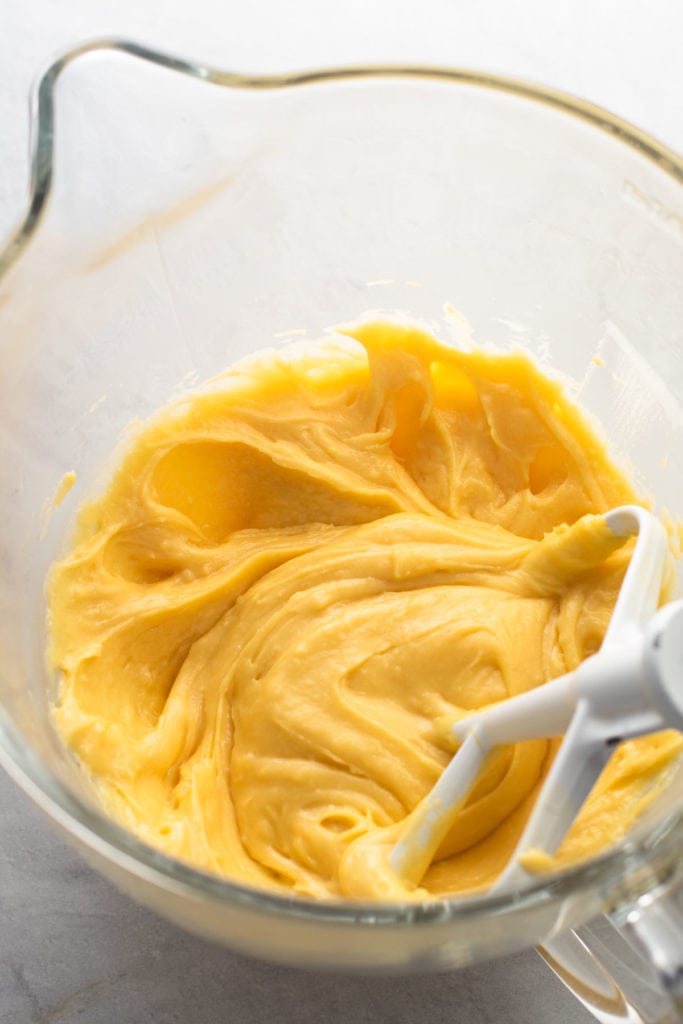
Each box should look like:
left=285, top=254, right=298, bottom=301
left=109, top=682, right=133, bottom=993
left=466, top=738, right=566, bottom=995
left=48, top=320, right=683, bottom=900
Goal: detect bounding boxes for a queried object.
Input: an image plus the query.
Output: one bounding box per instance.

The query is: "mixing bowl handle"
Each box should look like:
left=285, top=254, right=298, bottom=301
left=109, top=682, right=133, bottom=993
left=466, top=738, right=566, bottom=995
left=537, top=875, right=683, bottom=1024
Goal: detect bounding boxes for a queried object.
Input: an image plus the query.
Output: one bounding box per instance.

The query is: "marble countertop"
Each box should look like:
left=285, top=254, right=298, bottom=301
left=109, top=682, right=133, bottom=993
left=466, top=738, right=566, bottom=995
left=2, top=3, right=683, bottom=1021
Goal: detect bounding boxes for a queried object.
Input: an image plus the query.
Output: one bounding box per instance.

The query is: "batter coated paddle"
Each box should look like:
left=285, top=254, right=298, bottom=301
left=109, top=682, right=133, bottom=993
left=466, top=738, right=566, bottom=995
left=391, top=505, right=683, bottom=891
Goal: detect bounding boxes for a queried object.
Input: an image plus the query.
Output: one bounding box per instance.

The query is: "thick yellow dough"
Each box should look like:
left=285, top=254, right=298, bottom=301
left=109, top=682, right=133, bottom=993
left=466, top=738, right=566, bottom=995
left=49, top=320, right=683, bottom=899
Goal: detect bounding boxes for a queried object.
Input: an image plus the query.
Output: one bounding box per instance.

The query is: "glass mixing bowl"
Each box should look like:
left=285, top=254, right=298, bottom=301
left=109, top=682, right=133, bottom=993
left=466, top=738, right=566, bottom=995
left=2, top=39, right=683, bottom=1023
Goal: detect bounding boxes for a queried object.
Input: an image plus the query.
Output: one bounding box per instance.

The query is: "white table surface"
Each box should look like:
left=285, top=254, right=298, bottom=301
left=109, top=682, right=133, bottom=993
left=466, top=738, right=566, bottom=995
left=2, top=3, right=683, bottom=1022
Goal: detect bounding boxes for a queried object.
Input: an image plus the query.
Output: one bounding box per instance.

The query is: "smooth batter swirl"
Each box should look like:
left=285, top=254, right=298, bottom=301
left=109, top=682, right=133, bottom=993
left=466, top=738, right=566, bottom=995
left=49, top=321, right=683, bottom=899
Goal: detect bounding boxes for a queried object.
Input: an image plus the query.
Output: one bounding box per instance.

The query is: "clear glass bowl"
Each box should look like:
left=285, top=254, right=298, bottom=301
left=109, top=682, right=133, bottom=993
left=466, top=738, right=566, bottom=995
left=2, top=40, right=683, bottom=1011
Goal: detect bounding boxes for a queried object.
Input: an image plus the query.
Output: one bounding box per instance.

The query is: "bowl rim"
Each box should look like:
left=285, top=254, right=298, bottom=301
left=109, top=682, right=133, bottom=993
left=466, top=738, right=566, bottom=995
left=2, top=36, right=683, bottom=282
left=1, top=37, right=683, bottom=932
